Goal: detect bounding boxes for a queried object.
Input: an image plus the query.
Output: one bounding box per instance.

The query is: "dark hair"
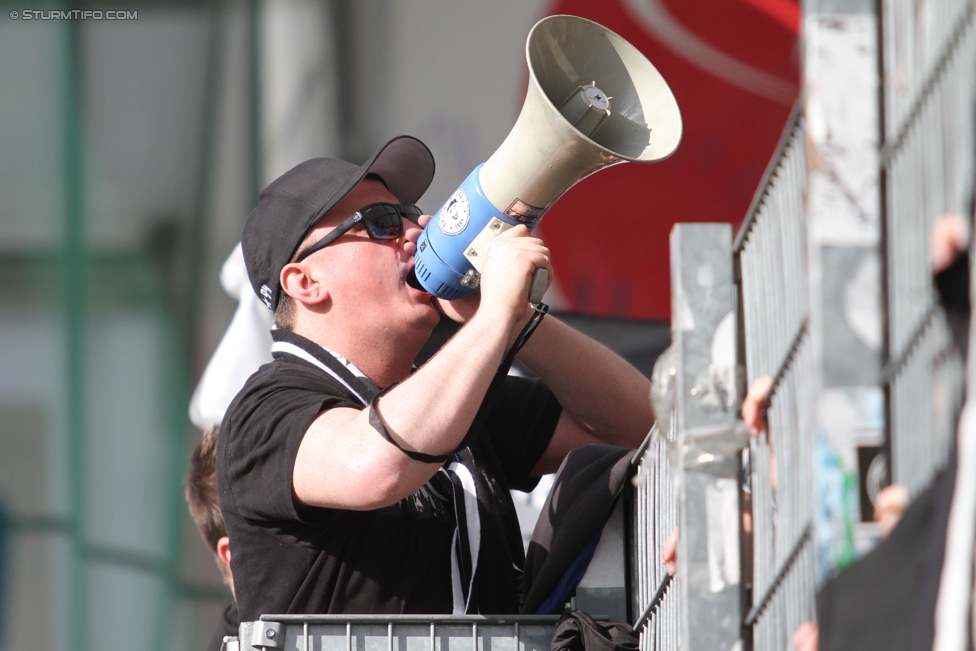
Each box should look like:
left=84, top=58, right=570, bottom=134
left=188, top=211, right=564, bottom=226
left=275, top=292, right=297, bottom=330
left=186, top=425, right=226, bottom=551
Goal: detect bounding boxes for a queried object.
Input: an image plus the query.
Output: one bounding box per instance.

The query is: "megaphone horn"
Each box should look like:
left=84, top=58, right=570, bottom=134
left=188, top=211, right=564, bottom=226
left=414, top=14, right=683, bottom=302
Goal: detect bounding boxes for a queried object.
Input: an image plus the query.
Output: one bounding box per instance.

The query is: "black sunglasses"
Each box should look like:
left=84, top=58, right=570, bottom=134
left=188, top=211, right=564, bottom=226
left=294, top=202, right=423, bottom=263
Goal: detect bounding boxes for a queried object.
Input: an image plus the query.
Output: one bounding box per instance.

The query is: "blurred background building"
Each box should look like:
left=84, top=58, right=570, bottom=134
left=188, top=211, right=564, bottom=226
left=0, top=1, right=798, bottom=649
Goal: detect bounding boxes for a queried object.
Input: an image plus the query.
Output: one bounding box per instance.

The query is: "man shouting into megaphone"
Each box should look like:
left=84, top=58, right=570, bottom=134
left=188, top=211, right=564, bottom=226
left=216, top=135, right=656, bottom=622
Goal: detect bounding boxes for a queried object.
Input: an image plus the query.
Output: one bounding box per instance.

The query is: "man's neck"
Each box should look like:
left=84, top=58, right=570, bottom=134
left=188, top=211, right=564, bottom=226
left=293, top=321, right=428, bottom=388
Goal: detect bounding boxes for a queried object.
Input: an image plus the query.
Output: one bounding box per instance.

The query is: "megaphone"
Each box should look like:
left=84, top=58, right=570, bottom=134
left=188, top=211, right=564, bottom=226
left=413, top=14, right=682, bottom=302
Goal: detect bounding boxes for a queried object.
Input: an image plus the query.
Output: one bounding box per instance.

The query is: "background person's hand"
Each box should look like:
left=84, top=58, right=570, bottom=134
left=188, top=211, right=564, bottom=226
left=874, top=483, right=908, bottom=537
left=662, top=526, right=678, bottom=576
left=931, top=211, right=969, bottom=273
left=792, top=622, right=818, bottom=651
left=741, top=376, right=772, bottom=437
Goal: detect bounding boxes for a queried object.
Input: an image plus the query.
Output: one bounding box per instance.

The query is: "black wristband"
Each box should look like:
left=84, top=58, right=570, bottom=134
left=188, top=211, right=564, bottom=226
left=368, top=385, right=452, bottom=464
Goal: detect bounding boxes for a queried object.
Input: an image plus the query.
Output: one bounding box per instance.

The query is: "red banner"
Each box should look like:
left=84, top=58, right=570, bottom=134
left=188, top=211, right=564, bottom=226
left=538, top=0, right=799, bottom=319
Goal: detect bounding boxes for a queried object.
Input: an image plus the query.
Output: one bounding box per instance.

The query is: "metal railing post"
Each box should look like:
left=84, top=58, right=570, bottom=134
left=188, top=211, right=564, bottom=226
left=670, top=223, right=747, bottom=651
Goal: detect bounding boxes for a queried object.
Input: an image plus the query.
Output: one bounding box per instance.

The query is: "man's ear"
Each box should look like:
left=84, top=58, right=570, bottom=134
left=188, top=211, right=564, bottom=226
left=215, top=536, right=235, bottom=597
left=280, top=262, right=331, bottom=305
left=216, top=535, right=231, bottom=567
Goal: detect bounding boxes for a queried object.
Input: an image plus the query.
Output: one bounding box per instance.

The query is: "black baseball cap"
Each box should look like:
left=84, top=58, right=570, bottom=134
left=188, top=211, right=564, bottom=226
left=242, top=135, right=436, bottom=311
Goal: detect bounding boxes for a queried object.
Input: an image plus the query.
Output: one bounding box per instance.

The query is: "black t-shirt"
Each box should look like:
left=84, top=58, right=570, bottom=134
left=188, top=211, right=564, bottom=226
left=217, top=330, right=561, bottom=622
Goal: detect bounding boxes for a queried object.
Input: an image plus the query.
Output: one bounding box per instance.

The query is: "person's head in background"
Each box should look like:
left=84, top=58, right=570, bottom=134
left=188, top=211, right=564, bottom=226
left=187, top=425, right=234, bottom=597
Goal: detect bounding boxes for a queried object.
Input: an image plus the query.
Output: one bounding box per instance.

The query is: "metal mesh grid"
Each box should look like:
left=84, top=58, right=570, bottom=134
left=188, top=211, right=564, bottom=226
left=733, top=105, right=817, bottom=646
left=238, top=615, right=562, bottom=651
left=747, top=341, right=815, bottom=606
left=884, top=6, right=976, bottom=360
left=883, top=0, right=976, bottom=496
left=889, top=312, right=965, bottom=495
left=748, top=540, right=816, bottom=651
left=726, top=5, right=975, bottom=647
left=736, top=112, right=809, bottom=386
left=882, top=0, right=976, bottom=147
left=630, top=425, right=680, bottom=650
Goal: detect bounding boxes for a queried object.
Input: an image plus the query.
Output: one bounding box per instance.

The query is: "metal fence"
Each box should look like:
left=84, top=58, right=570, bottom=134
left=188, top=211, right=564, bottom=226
left=623, top=113, right=816, bottom=650
left=236, top=615, right=562, bottom=651
left=883, top=0, right=976, bottom=497
left=630, top=424, right=680, bottom=650
left=736, top=109, right=817, bottom=651
left=626, top=1, right=976, bottom=649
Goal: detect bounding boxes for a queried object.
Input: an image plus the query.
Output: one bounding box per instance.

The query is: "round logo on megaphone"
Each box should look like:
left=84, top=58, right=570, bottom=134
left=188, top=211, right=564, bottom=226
left=439, top=188, right=470, bottom=236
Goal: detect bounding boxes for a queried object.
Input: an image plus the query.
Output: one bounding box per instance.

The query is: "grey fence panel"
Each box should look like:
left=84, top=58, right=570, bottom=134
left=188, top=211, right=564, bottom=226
left=731, top=103, right=816, bottom=651
left=888, top=313, right=964, bottom=496
left=741, top=337, right=816, bottom=651
left=735, top=111, right=808, bottom=388
left=884, top=16, right=976, bottom=359
left=882, top=0, right=976, bottom=148
left=630, top=224, right=746, bottom=651
left=727, top=2, right=975, bottom=648
left=629, top=3, right=975, bottom=650
left=673, top=224, right=745, bottom=651
left=630, top=425, right=680, bottom=650
left=883, top=0, right=976, bottom=496
left=237, top=615, right=562, bottom=651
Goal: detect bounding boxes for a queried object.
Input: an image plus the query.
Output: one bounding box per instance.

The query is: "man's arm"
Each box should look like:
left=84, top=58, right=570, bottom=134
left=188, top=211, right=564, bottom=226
left=429, top=225, right=656, bottom=477
left=516, top=316, right=656, bottom=475
left=293, top=311, right=514, bottom=510
left=293, top=226, right=552, bottom=511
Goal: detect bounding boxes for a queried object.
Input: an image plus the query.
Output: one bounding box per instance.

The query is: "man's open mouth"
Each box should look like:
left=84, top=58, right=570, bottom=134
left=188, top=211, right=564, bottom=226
left=406, top=268, right=427, bottom=293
